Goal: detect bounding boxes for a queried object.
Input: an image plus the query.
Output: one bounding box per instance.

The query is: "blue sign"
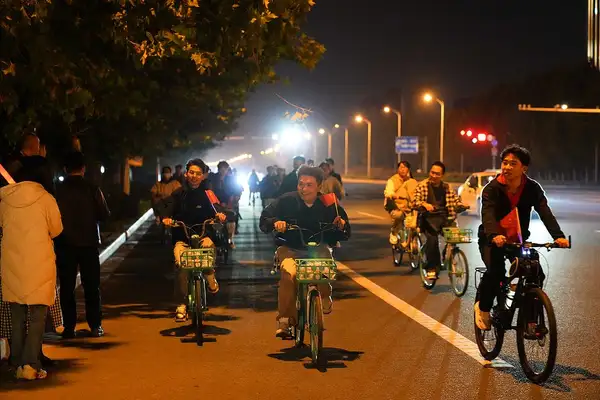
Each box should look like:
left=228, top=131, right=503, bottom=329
left=395, top=136, right=419, bottom=154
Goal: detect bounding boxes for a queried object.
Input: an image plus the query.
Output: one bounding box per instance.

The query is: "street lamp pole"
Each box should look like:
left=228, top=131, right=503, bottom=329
left=384, top=106, right=402, bottom=163
left=354, top=115, right=372, bottom=178
left=344, top=127, right=349, bottom=176
left=423, top=93, right=445, bottom=162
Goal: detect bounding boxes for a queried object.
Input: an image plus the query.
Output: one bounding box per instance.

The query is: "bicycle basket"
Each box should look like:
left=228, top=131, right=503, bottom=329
left=295, top=259, right=338, bottom=282
left=442, top=227, right=472, bottom=244
left=404, top=214, right=417, bottom=229
left=180, top=248, right=216, bottom=269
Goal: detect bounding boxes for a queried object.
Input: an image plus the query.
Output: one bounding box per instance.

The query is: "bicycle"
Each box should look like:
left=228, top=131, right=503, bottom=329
left=417, top=205, right=471, bottom=296
left=167, top=218, right=218, bottom=346
left=474, top=237, right=571, bottom=383
left=391, top=209, right=421, bottom=270
left=271, top=223, right=339, bottom=366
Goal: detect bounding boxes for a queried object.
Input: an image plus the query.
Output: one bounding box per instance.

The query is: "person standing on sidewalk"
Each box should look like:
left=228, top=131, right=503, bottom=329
left=55, top=151, right=111, bottom=338
left=0, top=158, right=63, bottom=380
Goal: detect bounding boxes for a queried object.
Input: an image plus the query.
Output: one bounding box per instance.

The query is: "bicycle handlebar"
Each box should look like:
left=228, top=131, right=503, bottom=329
left=504, top=235, right=572, bottom=250
left=165, top=218, right=218, bottom=241
left=275, top=222, right=338, bottom=247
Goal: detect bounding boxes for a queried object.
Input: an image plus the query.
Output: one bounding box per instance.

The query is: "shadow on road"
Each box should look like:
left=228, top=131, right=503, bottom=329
left=268, top=346, right=364, bottom=372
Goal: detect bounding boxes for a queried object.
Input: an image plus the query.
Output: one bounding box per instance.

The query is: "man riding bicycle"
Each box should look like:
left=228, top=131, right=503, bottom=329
left=474, top=144, right=569, bottom=330
left=412, top=161, right=465, bottom=279
left=259, top=166, right=350, bottom=338
left=159, top=159, right=227, bottom=322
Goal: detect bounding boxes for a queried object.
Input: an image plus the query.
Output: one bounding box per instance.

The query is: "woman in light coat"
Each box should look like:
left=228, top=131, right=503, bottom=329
left=384, top=161, right=418, bottom=245
left=0, top=161, right=63, bottom=380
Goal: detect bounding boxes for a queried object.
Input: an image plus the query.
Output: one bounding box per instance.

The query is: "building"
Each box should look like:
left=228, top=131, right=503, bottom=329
left=589, top=0, right=600, bottom=68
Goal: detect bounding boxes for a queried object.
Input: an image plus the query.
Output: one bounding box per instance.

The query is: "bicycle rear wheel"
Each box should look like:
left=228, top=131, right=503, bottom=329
left=449, top=248, right=469, bottom=297
left=516, top=287, right=557, bottom=384
left=194, top=278, right=204, bottom=346
left=309, top=290, right=324, bottom=366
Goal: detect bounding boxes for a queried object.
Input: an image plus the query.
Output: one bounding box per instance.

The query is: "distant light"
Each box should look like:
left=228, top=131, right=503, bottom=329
left=561, top=104, right=568, bottom=110
left=492, top=139, right=498, bottom=147
left=460, top=130, right=466, bottom=136
left=271, top=133, right=279, bottom=141
left=472, top=138, right=478, bottom=144
left=260, top=151, right=265, bottom=155
left=265, top=148, right=273, bottom=154
left=305, top=133, right=312, bottom=140
left=58, top=176, right=65, bottom=182
left=354, top=115, right=364, bottom=123
left=100, top=165, right=105, bottom=174
left=487, top=134, right=494, bottom=142
left=334, top=124, right=340, bottom=129
left=423, top=93, right=433, bottom=102
left=383, top=106, right=391, bottom=113
left=466, top=130, right=473, bottom=137
left=477, top=133, right=487, bottom=142
left=318, top=128, right=325, bottom=135
left=248, top=154, right=252, bottom=158
left=274, top=144, right=281, bottom=151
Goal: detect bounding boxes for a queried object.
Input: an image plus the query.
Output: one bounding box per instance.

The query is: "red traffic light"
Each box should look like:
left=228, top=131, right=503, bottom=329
left=477, top=133, right=487, bottom=142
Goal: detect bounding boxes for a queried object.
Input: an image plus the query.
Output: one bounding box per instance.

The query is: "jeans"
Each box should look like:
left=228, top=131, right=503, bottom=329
left=10, top=303, right=47, bottom=369
left=389, top=210, right=405, bottom=237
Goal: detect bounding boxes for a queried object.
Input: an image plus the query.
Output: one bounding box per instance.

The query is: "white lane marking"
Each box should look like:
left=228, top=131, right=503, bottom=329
left=357, top=211, right=387, bottom=220
left=336, top=261, right=513, bottom=369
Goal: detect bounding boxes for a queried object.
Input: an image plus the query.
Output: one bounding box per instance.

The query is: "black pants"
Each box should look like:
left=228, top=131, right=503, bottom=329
left=477, top=244, right=514, bottom=313
left=57, top=245, right=102, bottom=330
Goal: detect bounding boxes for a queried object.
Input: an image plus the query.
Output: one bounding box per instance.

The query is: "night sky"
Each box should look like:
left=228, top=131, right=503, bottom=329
left=237, top=0, right=586, bottom=135
left=207, top=1, right=588, bottom=170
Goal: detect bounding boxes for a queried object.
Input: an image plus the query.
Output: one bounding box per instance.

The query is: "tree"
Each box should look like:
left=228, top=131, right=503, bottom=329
left=0, top=0, right=325, bottom=163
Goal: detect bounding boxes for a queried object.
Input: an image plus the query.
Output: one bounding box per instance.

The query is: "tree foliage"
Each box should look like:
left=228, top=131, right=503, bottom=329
left=0, top=0, right=325, bottom=161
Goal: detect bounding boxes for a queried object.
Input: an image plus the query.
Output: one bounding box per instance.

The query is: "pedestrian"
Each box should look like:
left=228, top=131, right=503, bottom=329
left=55, top=151, right=111, bottom=338
left=0, top=157, right=63, bottom=380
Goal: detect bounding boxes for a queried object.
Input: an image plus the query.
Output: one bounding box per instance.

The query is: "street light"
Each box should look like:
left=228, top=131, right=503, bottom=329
left=354, top=114, right=373, bottom=178
left=318, top=128, right=326, bottom=135
left=383, top=105, right=402, bottom=163
left=423, top=92, right=446, bottom=162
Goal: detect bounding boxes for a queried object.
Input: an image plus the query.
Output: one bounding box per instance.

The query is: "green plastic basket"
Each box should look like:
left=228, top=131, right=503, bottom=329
left=180, top=248, right=216, bottom=270
left=295, top=259, right=338, bottom=282
left=442, top=227, right=473, bottom=244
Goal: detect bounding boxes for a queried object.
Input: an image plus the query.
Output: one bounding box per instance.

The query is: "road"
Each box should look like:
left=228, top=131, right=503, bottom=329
left=2, top=183, right=599, bottom=399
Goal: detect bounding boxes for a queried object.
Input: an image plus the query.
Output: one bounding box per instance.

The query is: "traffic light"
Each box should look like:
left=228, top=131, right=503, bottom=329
left=477, top=133, right=487, bottom=142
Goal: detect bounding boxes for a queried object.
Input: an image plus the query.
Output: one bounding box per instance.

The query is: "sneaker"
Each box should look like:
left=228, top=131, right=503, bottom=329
left=16, top=365, right=47, bottom=380
left=322, top=295, right=333, bottom=315
left=474, top=302, right=491, bottom=331
left=275, top=319, right=293, bottom=339
left=426, top=269, right=438, bottom=280
left=175, top=304, right=188, bottom=322
left=389, top=233, right=399, bottom=245
left=91, top=326, right=104, bottom=338
left=207, top=277, right=220, bottom=294
left=61, top=328, right=76, bottom=339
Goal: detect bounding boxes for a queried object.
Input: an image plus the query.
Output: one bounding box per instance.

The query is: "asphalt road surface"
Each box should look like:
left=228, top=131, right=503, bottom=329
left=2, top=183, right=599, bottom=399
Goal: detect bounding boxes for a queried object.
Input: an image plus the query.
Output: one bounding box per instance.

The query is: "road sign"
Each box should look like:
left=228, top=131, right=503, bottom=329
left=395, top=136, right=419, bottom=154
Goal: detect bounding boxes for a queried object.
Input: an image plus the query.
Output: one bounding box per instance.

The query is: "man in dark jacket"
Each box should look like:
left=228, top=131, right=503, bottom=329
left=260, top=166, right=350, bottom=338
left=474, top=144, right=569, bottom=331
left=277, top=155, right=305, bottom=196
left=55, top=151, right=111, bottom=338
left=159, top=159, right=227, bottom=322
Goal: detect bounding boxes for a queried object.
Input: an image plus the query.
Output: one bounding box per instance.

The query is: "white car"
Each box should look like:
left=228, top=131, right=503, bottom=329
left=457, top=170, right=500, bottom=216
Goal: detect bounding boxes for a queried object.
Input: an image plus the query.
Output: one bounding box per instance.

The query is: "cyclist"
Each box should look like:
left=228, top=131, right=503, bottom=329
left=384, top=161, right=418, bottom=246
left=259, top=166, right=350, bottom=338
left=412, top=161, right=465, bottom=279
left=474, top=144, right=569, bottom=330
left=159, top=159, right=227, bottom=322
left=248, top=169, right=260, bottom=204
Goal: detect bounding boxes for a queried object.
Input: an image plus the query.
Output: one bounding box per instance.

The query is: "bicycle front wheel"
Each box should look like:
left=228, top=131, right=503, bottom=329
left=308, top=290, right=324, bottom=366
left=516, top=287, right=557, bottom=384
left=194, top=278, right=204, bottom=346
left=474, top=292, right=505, bottom=361
left=449, top=249, right=469, bottom=297
left=408, top=233, right=421, bottom=271
left=294, top=286, right=305, bottom=347
left=418, top=248, right=437, bottom=290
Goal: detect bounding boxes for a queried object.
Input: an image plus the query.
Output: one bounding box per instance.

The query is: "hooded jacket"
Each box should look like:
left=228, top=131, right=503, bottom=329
left=0, top=182, right=63, bottom=305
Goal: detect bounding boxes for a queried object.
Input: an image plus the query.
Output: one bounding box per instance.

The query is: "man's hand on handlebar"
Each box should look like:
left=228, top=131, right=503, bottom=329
left=162, top=217, right=175, bottom=227
left=333, top=216, right=346, bottom=230
left=274, top=221, right=287, bottom=233
left=492, top=235, right=507, bottom=247
left=555, top=237, right=570, bottom=248
left=215, top=212, right=227, bottom=223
